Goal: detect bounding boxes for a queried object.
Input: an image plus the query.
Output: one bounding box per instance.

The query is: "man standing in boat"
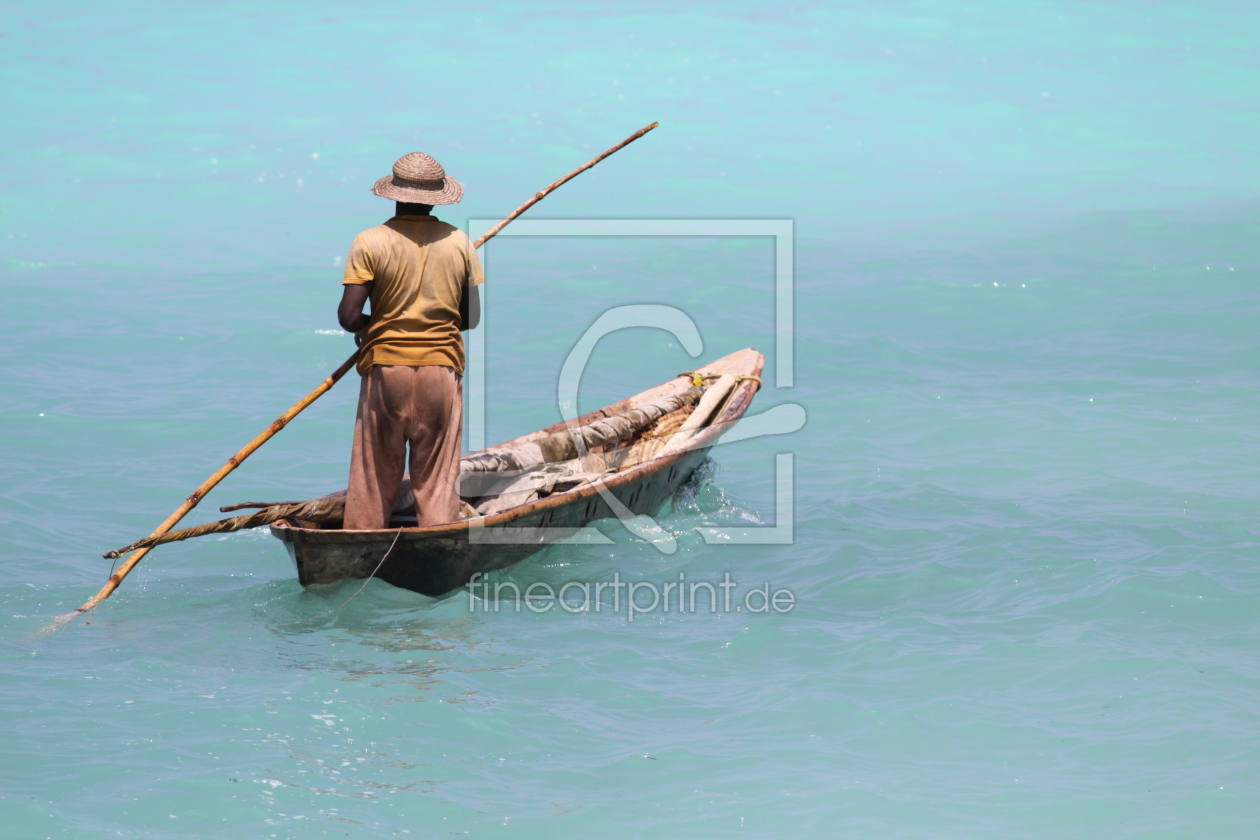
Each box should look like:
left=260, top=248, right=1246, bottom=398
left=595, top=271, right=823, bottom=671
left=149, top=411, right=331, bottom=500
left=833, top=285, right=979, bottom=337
left=336, top=152, right=483, bottom=529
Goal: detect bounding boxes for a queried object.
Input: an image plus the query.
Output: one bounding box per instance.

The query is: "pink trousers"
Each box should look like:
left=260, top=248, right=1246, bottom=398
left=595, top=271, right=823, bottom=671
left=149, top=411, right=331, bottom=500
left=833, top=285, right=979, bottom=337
left=344, top=365, right=462, bottom=530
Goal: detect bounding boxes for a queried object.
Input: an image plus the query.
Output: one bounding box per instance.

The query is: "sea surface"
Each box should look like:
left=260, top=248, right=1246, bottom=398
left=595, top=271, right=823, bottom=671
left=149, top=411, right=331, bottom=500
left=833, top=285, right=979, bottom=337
left=2, top=2, right=1259, bottom=838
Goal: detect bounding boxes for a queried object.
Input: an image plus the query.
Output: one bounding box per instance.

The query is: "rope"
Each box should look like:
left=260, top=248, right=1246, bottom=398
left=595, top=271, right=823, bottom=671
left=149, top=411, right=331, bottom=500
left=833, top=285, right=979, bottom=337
left=733, top=375, right=763, bottom=391
left=285, top=527, right=404, bottom=624
left=84, top=555, right=121, bottom=624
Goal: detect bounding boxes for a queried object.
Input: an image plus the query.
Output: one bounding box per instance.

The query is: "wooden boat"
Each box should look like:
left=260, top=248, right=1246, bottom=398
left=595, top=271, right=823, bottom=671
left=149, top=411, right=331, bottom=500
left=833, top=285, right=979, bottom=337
left=269, top=348, right=764, bottom=596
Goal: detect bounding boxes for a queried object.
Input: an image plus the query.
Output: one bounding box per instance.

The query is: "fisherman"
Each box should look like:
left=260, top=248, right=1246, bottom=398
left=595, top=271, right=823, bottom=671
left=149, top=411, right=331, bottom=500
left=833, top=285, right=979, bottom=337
left=336, top=152, right=483, bottom=529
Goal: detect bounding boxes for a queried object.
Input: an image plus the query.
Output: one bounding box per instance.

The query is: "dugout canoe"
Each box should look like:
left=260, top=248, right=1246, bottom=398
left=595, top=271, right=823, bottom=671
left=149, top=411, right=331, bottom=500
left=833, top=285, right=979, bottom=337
left=268, top=347, right=765, bottom=597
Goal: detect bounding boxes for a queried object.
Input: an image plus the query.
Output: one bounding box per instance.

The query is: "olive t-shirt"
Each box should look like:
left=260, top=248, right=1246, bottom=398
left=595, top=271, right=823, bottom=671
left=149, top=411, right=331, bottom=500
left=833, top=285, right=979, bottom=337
left=342, top=215, right=484, bottom=375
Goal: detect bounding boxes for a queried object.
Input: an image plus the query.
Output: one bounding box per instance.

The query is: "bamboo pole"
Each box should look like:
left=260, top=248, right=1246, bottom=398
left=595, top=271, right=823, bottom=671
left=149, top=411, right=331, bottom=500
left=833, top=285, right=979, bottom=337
left=103, top=496, right=348, bottom=558
left=55, top=121, right=660, bottom=627
left=472, top=121, right=657, bottom=247
left=218, top=501, right=305, bottom=513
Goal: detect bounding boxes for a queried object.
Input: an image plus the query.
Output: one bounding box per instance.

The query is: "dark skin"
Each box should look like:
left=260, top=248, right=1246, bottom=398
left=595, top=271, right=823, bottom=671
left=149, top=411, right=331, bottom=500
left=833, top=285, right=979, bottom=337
left=337, top=201, right=481, bottom=335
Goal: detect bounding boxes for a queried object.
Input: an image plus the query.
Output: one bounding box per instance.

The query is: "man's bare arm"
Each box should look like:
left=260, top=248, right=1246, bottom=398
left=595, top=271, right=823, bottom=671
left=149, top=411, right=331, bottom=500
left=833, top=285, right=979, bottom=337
left=459, top=285, right=481, bottom=331
left=338, top=283, right=372, bottom=333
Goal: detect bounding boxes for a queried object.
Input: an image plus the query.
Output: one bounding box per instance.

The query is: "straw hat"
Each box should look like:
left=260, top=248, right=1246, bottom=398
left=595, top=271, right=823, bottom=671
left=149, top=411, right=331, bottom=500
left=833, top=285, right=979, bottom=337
left=371, top=152, right=464, bottom=204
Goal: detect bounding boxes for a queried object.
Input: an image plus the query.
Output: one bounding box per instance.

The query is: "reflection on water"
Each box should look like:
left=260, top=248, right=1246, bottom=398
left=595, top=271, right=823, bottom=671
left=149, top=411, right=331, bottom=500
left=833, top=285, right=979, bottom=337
left=267, top=592, right=491, bottom=674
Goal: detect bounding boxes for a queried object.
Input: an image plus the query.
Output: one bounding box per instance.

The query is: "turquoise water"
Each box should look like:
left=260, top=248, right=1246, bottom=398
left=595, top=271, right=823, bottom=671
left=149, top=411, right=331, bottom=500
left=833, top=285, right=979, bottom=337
left=3, top=2, right=1260, bottom=837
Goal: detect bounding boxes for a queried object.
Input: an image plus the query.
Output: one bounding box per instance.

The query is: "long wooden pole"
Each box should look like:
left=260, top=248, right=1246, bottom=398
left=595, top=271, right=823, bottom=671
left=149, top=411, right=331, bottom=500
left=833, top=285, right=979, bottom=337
left=473, top=121, right=658, bottom=246
left=55, top=121, right=659, bottom=627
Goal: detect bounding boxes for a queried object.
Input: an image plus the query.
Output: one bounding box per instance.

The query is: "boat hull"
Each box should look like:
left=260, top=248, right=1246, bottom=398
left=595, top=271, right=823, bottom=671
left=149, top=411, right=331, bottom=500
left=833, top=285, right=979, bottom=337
left=271, top=444, right=713, bottom=596
left=269, top=348, right=763, bottom=597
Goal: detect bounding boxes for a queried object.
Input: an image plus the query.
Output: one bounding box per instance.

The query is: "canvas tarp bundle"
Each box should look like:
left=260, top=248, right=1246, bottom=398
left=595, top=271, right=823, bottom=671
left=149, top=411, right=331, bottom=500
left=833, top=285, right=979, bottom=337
left=459, top=386, right=702, bottom=475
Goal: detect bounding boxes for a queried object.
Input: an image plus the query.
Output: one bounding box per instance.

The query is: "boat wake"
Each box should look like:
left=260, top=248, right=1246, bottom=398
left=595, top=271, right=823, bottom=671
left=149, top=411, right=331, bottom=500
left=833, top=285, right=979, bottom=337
left=673, top=458, right=766, bottom=527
